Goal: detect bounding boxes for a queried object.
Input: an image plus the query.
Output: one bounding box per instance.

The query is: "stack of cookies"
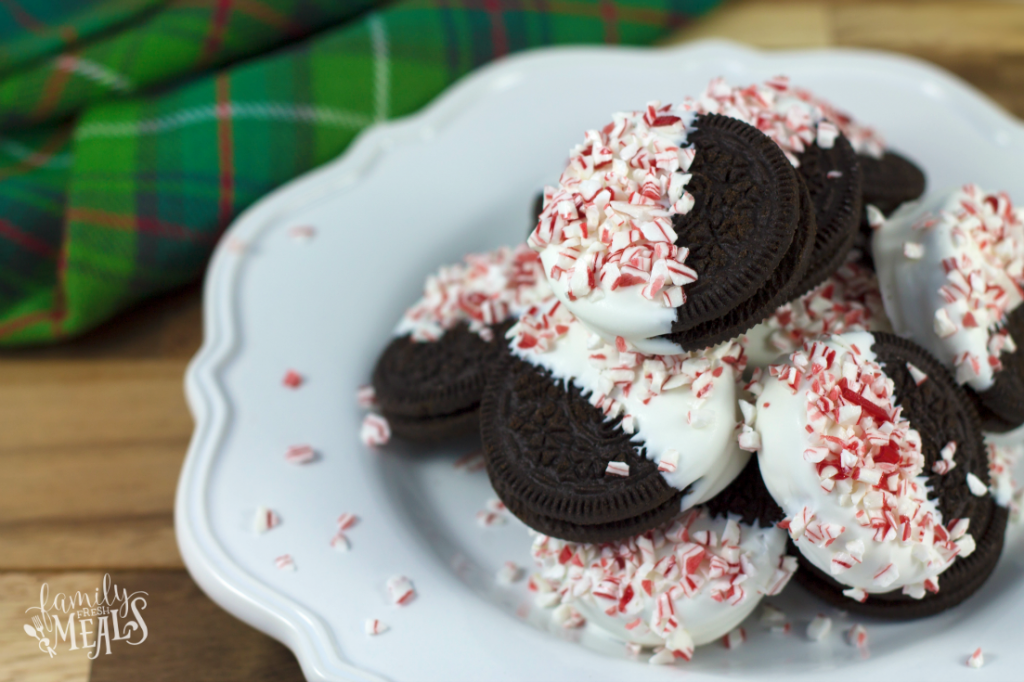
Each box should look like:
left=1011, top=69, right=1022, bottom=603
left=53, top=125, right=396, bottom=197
left=363, top=77, right=1020, bottom=663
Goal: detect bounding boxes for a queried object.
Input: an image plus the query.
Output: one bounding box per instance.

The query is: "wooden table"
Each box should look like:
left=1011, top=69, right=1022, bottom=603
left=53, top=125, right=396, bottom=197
left=2, top=2, right=1023, bottom=679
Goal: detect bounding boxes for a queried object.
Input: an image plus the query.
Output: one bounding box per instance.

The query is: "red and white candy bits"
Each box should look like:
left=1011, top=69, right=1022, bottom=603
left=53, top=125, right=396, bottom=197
left=397, top=244, right=550, bottom=342
left=274, top=554, right=296, bottom=572
left=253, top=507, right=281, bottom=534
left=967, top=647, right=985, bottom=669
left=847, top=623, right=868, bottom=648
left=722, top=627, right=746, bottom=650
left=282, top=369, right=304, bottom=389
left=682, top=76, right=886, bottom=162
left=285, top=444, right=316, bottom=464
left=807, top=615, right=831, bottom=642
left=386, top=575, right=416, bottom=606
left=356, top=384, right=377, bottom=408
left=360, top=414, right=391, bottom=447
left=529, top=102, right=699, bottom=308
left=364, top=618, right=389, bottom=635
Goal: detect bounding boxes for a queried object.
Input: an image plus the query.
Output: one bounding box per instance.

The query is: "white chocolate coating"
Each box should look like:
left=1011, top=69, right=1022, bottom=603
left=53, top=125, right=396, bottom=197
left=873, top=186, right=1024, bottom=391
left=511, top=304, right=748, bottom=508
left=755, top=332, right=974, bottom=596
left=531, top=508, right=792, bottom=656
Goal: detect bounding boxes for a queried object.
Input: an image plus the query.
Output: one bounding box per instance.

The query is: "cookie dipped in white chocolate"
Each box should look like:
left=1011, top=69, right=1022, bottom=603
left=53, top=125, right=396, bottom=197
left=530, top=508, right=793, bottom=662
left=754, top=332, right=975, bottom=599
left=873, top=185, right=1024, bottom=392
left=509, top=297, right=750, bottom=511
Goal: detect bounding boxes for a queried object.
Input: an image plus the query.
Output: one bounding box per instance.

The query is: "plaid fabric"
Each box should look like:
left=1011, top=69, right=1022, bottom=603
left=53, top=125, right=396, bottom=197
left=0, top=0, right=720, bottom=345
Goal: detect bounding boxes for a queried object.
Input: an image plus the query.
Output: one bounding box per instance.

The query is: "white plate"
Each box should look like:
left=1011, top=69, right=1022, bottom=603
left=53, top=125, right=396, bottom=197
left=176, top=40, right=1024, bottom=681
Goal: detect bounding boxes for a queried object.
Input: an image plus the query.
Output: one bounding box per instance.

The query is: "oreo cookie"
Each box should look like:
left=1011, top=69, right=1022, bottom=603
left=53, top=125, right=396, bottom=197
left=860, top=151, right=927, bottom=216
left=786, top=333, right=1003, bottom=619
left=972, top=304, right=1024, bottom=429
left=856, top=150, right=927, bottom=267
left=481, top=348, right=683, bottom=543
left=663, top=113, right=815, bottom=350
left=372, top=321, right=509, bottom=442
left=794, top=134, right=863, bottom=293
left=704, top=455, right=784, bottom=529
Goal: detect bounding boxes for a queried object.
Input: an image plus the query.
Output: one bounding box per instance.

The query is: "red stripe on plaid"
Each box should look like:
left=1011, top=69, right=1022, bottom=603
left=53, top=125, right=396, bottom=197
left=0, top=218, right=57, bottom=258
left=202, top=0, right=235, bottom=62
left=600, top=0, right=620, bottom=44
left=67, top=208, right=220, bottom=244
left=0, top=308, right=56, bottom=338
left=215, top=74, right=235, bottom=229
left=33, top=53, right=75, bottom=119
left=483, top=0, right=509, bottom=57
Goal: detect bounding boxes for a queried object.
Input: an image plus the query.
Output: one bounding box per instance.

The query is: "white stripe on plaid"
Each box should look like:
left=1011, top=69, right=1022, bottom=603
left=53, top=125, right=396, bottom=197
left=55, top=55, right=133, bottom=92
left=74, top=103, right=374, bottom=140
left=368, top=15, right=390, bottom=122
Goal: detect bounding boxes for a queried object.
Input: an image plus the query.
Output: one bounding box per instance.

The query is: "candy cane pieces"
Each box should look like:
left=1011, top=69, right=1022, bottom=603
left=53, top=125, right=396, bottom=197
left=386, top=576, right=416, bottom=606
left=274, top=554, right=296, bottom=572
left=285, top=444, right=317, bottom=464
left=282, top=370, right=304, bottom=389
left=253, top=507, right=281, bottom=533
left=967, top=647, right=984, bottom=669
left=361, top=414, right=391, bottom=447
left=364, top=619, right=389, bottom=635
left=807, top=615, right=831, bottom=642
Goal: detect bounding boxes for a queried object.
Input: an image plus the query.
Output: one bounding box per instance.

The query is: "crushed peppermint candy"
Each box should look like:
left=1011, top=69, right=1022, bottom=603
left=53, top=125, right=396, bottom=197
left=285, top=444, right=317, bottom=464
left=253, top=507, right=281, bottom=534
left=552, top=603, right=586, bottom=629
left=397, top=244, right=550, bottom=342
left=843, top=587, right=868, bottom=603
left=530, top=508, right=795, bottom=661
left=282, top=369, right=304, bottom=388
left=476, top=510, right=507, bottom=527
left=529, top=101, right=700, bottom=309
left=496, top=561, right=524, bottom=585
left=337, top=513, right=359, bottom=531
left=906, top=362, right=928, bottom=386
left=807, top=615, right=831, bottom=642
left=360, top=414, right=391, bottom=447
left=288, top=225, right=316, bottom=242
left=967, top=647, right=985, bottom=668
left=967, top=472, right=989, bottom=497
left=680, top=76, right=886, bottom=164
left=386, top=576, right=416, bottom=606
left=330, top=533, right=351, bottom=552
left=986, top=440, right=1021, bottom=507
left=766, top=338, right=974, bottom=595
left=356, top=385, right=377, bottom=408
left=364, top=618, right=389, bottom=635
left=866, top=204, right=886, bottom=230
left=274, top=554, right=296, bottom=571
left=453, top=449, right=486, bottom=471
left=932, top=441, right=957, bottom=475
left=512, top=299, right=746, bottom=422
left=760, top=604, right=787, bottom=625
left=722, top=627, right=746, bottom=650
left=606, top=461, right=630, bottom=477
left=847, top=623, right=868, bottom=648
left=745, top=259, right=888, bottom=362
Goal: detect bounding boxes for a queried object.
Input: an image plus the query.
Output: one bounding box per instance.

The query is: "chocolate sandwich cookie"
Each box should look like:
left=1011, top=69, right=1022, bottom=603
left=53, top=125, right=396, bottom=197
left=529, top=105, right=813, bottom=356
left=856, top=151, right=927, bottom=267
left=860, top=151, right=927, bottom=216
left=704, top=455, right=784, bottom=529
left=756, top=331, right=1004, bottom=619
left=481, top=347, right=683, bottom=542
left=369, top=244, right=550, bottom=443
left=373, top=321, right=508, bottom=442
left=482, top=307, right=750, bottom=543
left=874, top=184, right=1024, bottom=431
left=793, top=134, right=863, bottom=293
left=662, top=115, right=816, bottom=350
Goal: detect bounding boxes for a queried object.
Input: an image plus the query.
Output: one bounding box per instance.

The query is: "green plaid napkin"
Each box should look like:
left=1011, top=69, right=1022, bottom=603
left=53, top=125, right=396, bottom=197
left=0, top=0, right=719, bottom=345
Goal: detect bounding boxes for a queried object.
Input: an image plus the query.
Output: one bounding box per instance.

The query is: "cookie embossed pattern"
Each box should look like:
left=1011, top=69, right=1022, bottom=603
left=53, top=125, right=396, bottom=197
left=177, top=41, right=1024, bottom=682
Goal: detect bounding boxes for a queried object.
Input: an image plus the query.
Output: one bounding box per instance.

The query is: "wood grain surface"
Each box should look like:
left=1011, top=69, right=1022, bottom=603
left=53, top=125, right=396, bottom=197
left=2, top=1, right=1023, bottom=679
